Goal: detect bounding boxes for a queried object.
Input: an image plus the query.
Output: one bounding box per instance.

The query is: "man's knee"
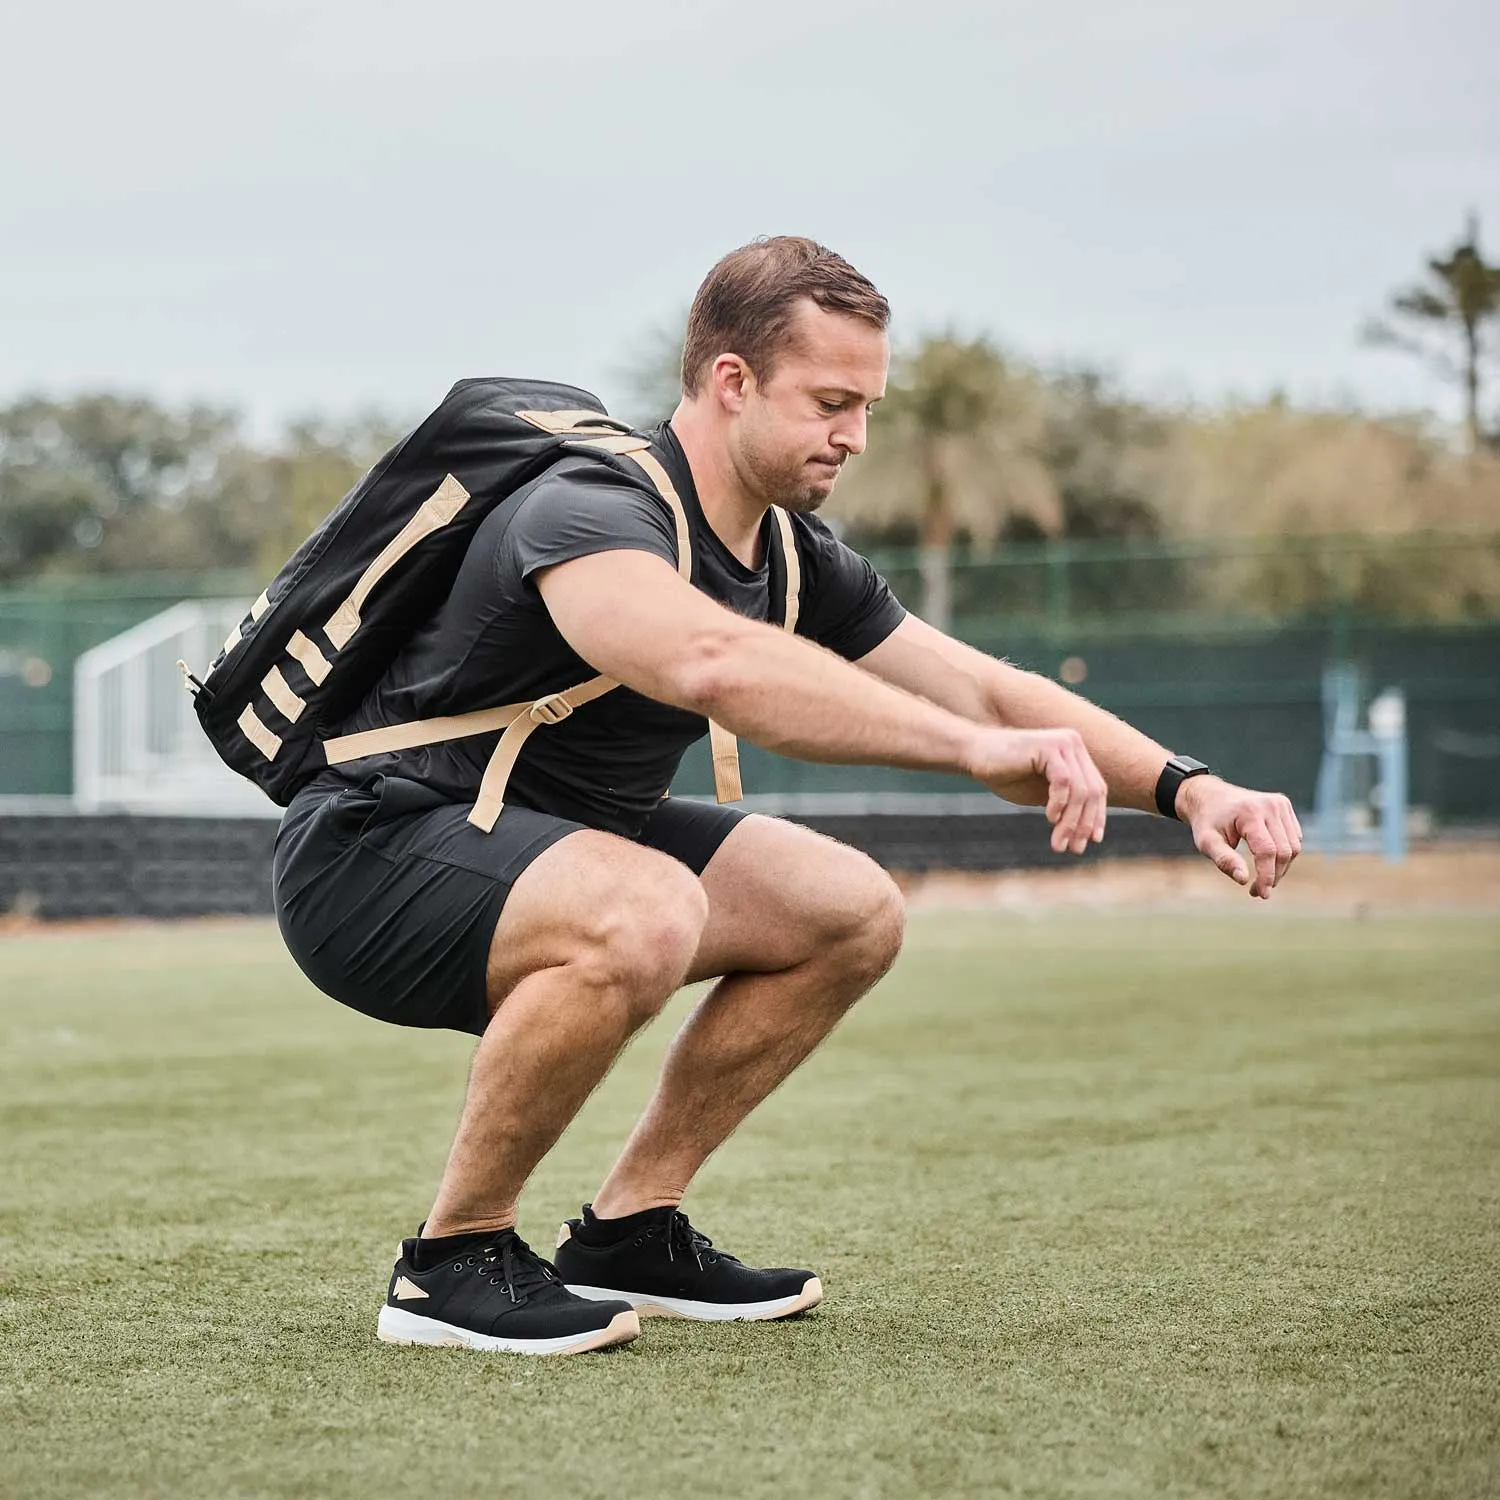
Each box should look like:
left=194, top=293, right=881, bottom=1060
left=839, top=862, right=906, bottom=984
left=794, top=848, right=905, bottom=988
left=574, top=860, right=709, bottom=1024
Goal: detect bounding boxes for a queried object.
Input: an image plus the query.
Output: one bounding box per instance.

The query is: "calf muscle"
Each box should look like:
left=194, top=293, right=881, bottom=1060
left=424, top=831, right=708, bottom=1238
left=592, top=815, right=906, bottom=1216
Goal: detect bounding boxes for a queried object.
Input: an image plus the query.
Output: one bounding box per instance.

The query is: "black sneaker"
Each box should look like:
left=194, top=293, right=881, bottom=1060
left=553, top=1205, right=823, bottom=1322
left=376, top=1227, right=640, bottom=1356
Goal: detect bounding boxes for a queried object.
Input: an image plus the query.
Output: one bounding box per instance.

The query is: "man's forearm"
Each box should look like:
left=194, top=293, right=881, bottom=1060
left=688, top=626, right=985, bottom=775
left=980, top=661, right=1171, bottom=814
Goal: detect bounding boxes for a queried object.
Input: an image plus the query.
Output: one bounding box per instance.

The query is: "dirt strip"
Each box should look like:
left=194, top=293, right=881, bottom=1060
left=899, top=844, right=1500, bottom=917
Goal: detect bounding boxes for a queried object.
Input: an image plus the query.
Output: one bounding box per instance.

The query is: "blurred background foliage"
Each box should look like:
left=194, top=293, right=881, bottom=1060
left=2, top=216, right=1497, bottom=627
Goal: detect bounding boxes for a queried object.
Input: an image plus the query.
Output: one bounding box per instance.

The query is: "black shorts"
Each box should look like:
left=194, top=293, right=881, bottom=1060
left=273, top=774, right=746, bottom=1037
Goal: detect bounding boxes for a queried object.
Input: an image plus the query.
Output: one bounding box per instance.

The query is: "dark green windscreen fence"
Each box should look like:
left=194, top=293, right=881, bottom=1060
left=0, top=573, right=257, bottom=797
left=2, top=536, right=1497, bottom=821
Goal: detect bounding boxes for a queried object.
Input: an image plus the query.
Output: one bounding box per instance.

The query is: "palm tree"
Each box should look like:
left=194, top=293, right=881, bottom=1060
left=836, top=335, right=1060, bottom=629
left=1365, top=213, right=1500, bottom=456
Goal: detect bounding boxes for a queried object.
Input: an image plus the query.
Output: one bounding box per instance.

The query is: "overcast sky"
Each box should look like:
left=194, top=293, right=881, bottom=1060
left=3, top=0, right=1495, bottom=435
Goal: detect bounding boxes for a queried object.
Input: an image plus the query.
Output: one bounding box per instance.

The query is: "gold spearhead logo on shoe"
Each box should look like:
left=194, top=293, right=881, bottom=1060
left=392, top=1276, right=430, bottom=1301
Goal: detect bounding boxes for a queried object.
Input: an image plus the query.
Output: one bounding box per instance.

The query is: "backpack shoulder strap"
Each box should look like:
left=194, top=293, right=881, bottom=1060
left=771, top=506, right=801, bottom=633
left=575, top=436, right=750, bottom=808
left=323, top=434, right=763, bottom=828
left=700, top=506, right=801, bottom=807
left=566, top=435, right=690, bottom=581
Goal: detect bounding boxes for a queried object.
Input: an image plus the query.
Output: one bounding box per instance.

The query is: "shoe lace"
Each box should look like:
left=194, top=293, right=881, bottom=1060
left=661, top=1209, right=725, bottom=1269
left=459, top=1233, right=560, bottom=1304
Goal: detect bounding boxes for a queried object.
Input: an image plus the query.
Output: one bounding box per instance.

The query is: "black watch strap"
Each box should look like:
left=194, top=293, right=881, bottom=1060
left=1155, top=755, right=1211, bottom=820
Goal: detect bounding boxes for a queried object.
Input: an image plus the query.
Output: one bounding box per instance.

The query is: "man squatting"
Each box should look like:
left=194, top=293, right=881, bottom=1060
left=273, top=236, right=1302, bottom=1355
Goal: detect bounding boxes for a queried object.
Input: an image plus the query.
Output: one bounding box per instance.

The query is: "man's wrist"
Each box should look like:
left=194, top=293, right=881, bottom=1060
left=956, top=722, right=1006, bottom=781
left=1154, top=755, right=1213, bottom=819
left=1172, top=771, right=1222, bottom=822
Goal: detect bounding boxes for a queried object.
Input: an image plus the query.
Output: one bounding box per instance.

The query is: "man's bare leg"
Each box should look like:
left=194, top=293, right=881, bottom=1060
left=589, top=817, right=904, bottom=1217
left=423, top=831, right=709, bottom=1238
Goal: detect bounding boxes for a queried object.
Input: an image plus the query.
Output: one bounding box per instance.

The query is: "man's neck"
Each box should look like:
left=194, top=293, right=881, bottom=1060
left=668, top=402, right=767, bottom=569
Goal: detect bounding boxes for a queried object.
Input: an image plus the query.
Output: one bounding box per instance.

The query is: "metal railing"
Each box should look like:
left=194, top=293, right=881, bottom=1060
left=72, top=600, right=269, bottom=815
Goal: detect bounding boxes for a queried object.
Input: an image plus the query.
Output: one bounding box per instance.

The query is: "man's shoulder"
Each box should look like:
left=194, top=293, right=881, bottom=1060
left=509, top=447, right=678, bottom=532
left=526, top=447, right=664, bottom=501
left=499, top=444, right=680, bottom=579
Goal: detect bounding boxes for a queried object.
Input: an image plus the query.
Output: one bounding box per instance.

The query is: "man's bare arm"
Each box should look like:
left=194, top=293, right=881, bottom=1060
left=859, top=613, right=1303, bottom=898
left=533, top=550, right=1109, bottom=854
left=857, top=614, right=1168, bottom=811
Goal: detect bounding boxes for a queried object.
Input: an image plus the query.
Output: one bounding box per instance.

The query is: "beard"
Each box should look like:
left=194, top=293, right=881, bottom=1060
left=737, top=428, right=842, bottom=514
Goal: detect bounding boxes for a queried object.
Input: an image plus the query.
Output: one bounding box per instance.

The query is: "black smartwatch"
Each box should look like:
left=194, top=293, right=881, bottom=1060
left=1154, top=755, right=1212, bottom=820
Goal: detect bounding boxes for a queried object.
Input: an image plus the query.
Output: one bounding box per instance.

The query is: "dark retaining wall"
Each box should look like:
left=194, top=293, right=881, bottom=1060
left=0, top=810, right=1195, bottom=921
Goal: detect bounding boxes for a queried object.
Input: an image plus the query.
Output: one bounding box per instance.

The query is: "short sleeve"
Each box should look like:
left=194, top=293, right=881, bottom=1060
left=506, top=458, right=679, bottom=583
left=789, top=515, right=907, bottom=660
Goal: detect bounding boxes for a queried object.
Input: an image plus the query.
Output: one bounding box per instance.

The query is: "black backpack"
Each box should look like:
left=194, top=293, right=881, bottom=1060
left=185, top=377, right=801, bottom=830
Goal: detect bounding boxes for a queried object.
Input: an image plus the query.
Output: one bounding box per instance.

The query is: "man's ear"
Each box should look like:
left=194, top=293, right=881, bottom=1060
left=711, top=354, right=754, bottom=413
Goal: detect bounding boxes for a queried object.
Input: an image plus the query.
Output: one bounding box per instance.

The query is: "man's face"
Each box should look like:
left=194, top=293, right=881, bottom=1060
left=731, top=301, right=889, bottom=513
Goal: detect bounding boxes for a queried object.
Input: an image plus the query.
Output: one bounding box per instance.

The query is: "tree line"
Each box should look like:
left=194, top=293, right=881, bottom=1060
left=2, top=217, right=1496, bottom=626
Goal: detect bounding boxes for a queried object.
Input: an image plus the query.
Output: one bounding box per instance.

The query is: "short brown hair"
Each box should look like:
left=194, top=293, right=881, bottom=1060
left=680, top=236, right=890, bottom=397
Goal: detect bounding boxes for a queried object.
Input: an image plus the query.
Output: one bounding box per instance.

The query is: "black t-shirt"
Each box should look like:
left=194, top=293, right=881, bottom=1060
left=332, top=423, right=907, bottom=835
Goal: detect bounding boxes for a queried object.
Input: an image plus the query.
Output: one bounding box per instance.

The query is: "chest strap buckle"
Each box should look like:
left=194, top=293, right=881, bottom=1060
left=528, top=693, right=575, bottom=726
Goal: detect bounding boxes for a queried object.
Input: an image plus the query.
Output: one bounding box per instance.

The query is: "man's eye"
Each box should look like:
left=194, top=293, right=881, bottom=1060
left=817, top=399, right=842, bottom=415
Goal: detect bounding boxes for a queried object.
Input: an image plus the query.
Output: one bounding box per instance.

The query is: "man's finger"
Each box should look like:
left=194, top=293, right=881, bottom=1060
left=1271, top=809, right=1298, bottom=885
left=1197, top=826, right=1249, bottom=886
left=1051, top=759, right=1084, bottom=852
left=1285, top=797, right=1305, bottom=847
left=1243, top=819, right=1279, bottom=899
left=1079, top=761, right=1107, bottom=853
left=1280, top=798, right=1304, bottom=875
left=1045, top=762, right=1070, bottom=829
left=1070, top=750, right=1106, bottom=851
left=1063, top=747, right=1100, bottom=854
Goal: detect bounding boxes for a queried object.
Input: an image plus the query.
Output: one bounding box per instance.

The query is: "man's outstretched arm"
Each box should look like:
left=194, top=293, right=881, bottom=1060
left=858, top=613, right=1303, bottom=899
left=534, top=549, right=1109, bottom=855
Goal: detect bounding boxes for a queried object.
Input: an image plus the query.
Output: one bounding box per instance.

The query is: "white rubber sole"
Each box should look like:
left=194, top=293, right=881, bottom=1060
left=376, top=1304, right=640, bottom=1355
left=565, top=1276, right=823, bottom=1322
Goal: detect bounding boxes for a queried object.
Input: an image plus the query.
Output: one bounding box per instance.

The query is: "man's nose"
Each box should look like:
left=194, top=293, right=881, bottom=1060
left=834, top=409, right=868, bottom=457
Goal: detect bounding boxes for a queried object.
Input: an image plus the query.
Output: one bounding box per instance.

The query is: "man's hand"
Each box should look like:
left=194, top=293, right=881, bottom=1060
left=1176, top=777, right=1303, bottom=899
left=966, top=728, right=1109, bottom=855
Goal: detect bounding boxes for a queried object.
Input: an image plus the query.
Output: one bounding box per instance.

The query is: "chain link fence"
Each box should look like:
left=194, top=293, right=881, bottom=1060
left=2, top=536, right=1497, bottom=823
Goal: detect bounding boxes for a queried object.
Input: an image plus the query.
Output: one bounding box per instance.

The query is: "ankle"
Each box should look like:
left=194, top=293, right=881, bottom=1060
left=589, top=1190, right=682, bottom=1221
left=422, top=1212, right=516, bottom=1240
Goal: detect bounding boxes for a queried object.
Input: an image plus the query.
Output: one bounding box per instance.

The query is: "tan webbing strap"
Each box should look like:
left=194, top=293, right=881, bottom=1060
left=697, top=509, right=801, bottom=806
left=262, top=665, right=306, bottom=723
left=566, top=437, right=692, bottom=583
left=631, top=445, right=744, bottom=798
left=707, top=720, right=743, bottom=803
left=324, top=474, right=471, bottom=650
left=324, top=675, right=617, bottom=829
left=286, top=629, right=332, bottom=686
left=324, top=702, right=535, bottom=764
left=318, top=434, right=746, bottom=829
left=238, top=704, right=281, bottom=760
left=517, top=409, right=634, bottom=437
left=620, top=449, right=693, bottom=583
left=568, top=435, right=746, bottom=806
left=468, top=675, right=618, bottom=831
left=772, top=507, right=801, bottom=634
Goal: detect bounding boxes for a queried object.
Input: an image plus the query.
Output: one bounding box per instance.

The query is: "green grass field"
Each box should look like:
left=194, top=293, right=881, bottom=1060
left=2, top=912, right=1497, bottom=1499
